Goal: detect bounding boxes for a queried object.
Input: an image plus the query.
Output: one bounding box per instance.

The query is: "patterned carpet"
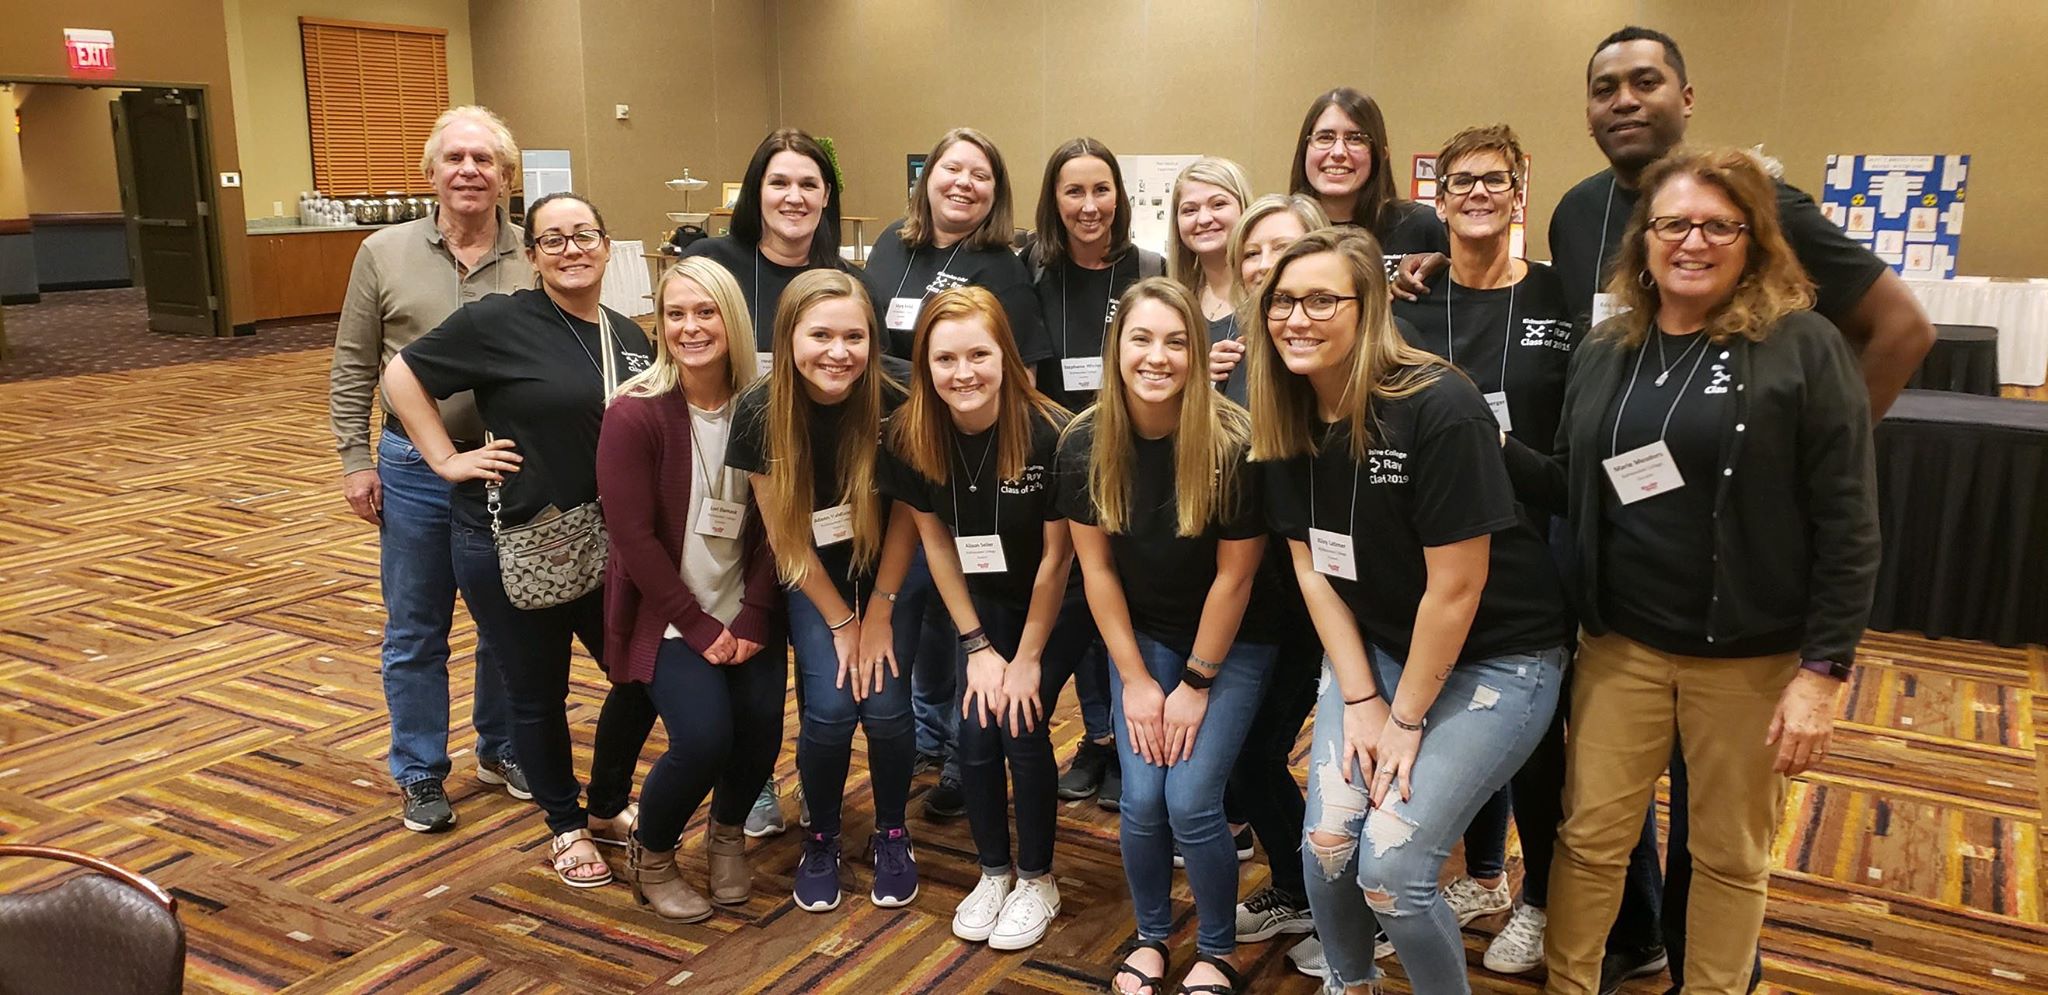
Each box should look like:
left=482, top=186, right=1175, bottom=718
left=0, top=287, right=336, bottom=383
left=0, top=329, right=2042, bottom=993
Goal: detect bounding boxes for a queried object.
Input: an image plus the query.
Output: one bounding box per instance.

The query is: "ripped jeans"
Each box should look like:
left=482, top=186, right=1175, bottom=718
left=1300, top=643, right=1564, bottom=992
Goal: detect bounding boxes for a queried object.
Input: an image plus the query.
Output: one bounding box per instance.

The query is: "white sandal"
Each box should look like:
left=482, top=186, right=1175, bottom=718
left=589, top=802, right=639, bottom=847
left=549, top=828, right=614, bottom=888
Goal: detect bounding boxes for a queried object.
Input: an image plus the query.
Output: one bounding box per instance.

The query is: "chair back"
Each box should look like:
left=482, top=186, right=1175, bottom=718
left=0, top=844, right=185, bottom=995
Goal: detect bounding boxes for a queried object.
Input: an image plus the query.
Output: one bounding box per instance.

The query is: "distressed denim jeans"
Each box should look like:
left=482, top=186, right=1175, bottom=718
left=1300, top=644, right=1563, bottom=992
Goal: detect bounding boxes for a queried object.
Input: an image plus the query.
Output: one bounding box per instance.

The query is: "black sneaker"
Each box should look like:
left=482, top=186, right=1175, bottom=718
left=1096, top=760, right=1122, bottom=811
left=476, top=755, right=532, bottom=800
left=912, top=752, right=946, bottom=778
left=923, top=774, right=966, bottom=819
left=1056, top=738, right=1114, bottom=799
left=1599, top=945, right=1669, bottom=995
left=401, top=779, right=456, bottom=832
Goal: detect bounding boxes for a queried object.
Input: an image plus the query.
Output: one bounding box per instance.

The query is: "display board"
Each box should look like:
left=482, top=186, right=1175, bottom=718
left=1820, top=154, right=1967, bottom=279
left=1118, top=154, right=1202, bottom=257
left=1412, top=154, right=1530, bottom=258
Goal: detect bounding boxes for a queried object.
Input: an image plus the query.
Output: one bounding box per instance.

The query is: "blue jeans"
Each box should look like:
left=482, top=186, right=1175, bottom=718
left=377, top=429, right=514, bottom=787
left=1109, top=632, right=1274, bottom=956
left=1302, top=644, right=1564, bottom=992
left=635, top=635, right=788, bottom=851
left=911, top=598, right=962, bottom=778
left=788, top=556, right=933, bottom=838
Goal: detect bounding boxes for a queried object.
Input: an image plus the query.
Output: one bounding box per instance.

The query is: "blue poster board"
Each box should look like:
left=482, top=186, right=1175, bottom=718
left=1819, top=154, right=1967, bottom=279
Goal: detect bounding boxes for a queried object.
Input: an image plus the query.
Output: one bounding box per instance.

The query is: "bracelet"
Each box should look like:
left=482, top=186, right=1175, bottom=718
left=1389, top=712, right=1425, bottom=732
left=1343, top=690, right=1379, bottom=706
left=876, top=590, right=898, bottom=604
left=1179, top=666, right=1215, bottom=691
left=1186, top=652, right=1218, bottom=676
left=827, top=610, right=857, bottom=631
left=957, top=626, right=986, bottom=646
left=961, top=633, right=993, bottom=655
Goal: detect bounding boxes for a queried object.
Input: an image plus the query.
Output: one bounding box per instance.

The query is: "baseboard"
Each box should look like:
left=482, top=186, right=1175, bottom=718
left=1, top=292, right=41, bottom=305
left=39, top=279, right=133, bottom=293
left=232, top=322, right=257, bottom=337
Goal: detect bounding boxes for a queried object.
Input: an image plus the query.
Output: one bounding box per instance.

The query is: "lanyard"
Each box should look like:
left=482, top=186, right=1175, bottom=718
left=1307, top=442, right=1363, bottom=538
left=1594, top=176, right=1618, bottom=290
left=1442, top=273, right=1516, bottom=393
left=548, top=299, right=623, bottom=397
left=686, top=400, right=733, bottom=500
left=891, top=241, right=967, bottom=302
left=1059, top=254, right=1119, bottom=358
left=949, top=428, right=1000, bottom=535
left=1609, top=332, right=1712, bottom=458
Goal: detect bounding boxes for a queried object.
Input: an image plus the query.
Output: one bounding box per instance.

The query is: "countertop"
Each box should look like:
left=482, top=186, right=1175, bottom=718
left=246, top=221, right=386, bottom=236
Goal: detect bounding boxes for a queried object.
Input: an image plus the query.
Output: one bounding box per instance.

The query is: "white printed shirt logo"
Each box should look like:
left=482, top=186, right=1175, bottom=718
left=924, top=270, right=970, bottom=296
left=1103, top=298, right=1120, bottom=327
left=622, top=350, right=652, bottom=374
left=1703, top=361, right=1733, bottom=395
left=1367, top=448, right=1409, bottom=485
left=998, top=464, right=1046, bottom=496
left=1519, top=318, right=1573, bottom=352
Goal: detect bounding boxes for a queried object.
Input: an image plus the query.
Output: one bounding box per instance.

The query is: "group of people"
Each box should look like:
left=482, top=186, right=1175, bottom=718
left=328, top=24, right=1931, bottom=995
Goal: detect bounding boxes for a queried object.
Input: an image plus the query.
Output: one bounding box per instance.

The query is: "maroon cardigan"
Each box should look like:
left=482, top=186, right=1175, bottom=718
left=597, top=391, right=781, bottom=684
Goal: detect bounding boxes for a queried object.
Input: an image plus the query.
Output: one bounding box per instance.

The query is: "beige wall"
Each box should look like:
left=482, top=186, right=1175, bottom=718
left=227, top=0, right=475, bottom=218
left=16, top=86, right=126, bottom=214
left=767, top=0, right=2048, bottom=278
left=0, top=86, right=29, bottom=219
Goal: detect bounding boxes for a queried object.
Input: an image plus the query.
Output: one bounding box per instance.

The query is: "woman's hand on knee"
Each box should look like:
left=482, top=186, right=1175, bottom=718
left=1161, top=685, right=1209, bottom=766
left=1121, top=679, right=1167, bottom=767
left=1768, top=669, right=1844, bottom=775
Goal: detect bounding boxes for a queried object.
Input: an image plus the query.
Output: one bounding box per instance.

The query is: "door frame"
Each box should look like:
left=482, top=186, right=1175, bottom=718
left=5, top=74, right=230, bottom=337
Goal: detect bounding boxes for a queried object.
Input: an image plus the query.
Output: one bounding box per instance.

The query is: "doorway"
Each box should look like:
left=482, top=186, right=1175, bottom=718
left=113, top=88, right=221, bottom=336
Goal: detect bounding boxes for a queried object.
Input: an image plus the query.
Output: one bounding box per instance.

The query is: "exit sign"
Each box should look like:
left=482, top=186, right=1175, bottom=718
left=64, top=29, right=116, bottom=73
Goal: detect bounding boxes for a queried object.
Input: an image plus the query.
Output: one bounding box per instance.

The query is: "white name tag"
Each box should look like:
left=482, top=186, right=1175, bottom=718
left=1601, top=440, right=1686, bottom=505
left=1591, top=292, right=1630, bottom=329
left=1308, top=527, right=1358, bottom=581
left=955, top=534, right=1008, bottom=574
left=1060, top=357, right=1103, bottom=392
left=886, top=297, right=921, bottom=332
left=811, top=503, right=855, bottom=546
left=756, top=351, right=774, bottom=377
left=1485, top=391, right=1514, bottom=432
left=696, top=497, right=746, bottom=539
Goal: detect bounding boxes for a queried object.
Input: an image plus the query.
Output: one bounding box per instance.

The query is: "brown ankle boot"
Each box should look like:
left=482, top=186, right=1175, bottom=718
left=706, top=820, right=752, bottom=905
left=628, top=836, right=711, bottom=922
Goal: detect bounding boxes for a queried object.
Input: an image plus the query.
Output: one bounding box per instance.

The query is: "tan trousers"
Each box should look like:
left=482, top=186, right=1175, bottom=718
left=1544, top=630, right=1797, bottom=995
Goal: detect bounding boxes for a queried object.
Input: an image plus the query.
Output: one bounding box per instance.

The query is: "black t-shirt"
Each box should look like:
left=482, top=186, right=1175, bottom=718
left=1262, top=372, right=1573, bottom=661
left=1054, top=419, right=1280, bottom=653
left=1032, top=255, right=1143, bottom=413
left=1376, top=199, right=1452, bottom=257
left=676, top=235, right=867, bottom=355
left=1596, top=330, right=1744, bottom=656
left=402, top=288, right=653, bottom=531
left=726, top=378, right=905, bottom=597
left=865, top=219, right=1050, bottom=363
left=1549, top=168, right=1888, bottom=330
left=880, top=410, right=1064, bottom=610
left=1391, top=263, right=1578, bottom=454
left=1207, top=313, right=1249, bottom=406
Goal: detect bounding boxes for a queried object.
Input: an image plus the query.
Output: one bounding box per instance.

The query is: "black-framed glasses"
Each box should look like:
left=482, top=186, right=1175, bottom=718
left=1267, top=292, right=1361, bottom=321
left=1646, top=216, right=1747, bottom=245
left=534, top=229, right=607, bottom=255
left=1441, top=171, right=1517, bottom=195
left=1305, top=129, right=1372, bottom=152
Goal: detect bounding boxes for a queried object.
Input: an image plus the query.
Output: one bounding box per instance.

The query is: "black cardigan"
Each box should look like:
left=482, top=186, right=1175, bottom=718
left=1502, top=308, right=1880, bottom=667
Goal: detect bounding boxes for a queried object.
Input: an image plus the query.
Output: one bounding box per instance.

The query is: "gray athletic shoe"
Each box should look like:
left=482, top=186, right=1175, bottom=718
left=745, top=780, right=786, bottom=838
left=401, top=779, right=456, bottom=833
left=476, top=755, right=532, bottom=800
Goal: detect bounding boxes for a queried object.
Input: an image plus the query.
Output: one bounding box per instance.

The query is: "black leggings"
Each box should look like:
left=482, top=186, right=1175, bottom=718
left=633, top=635, right=789, bottom=851
left=1225, top=621, right=1323, bottom=902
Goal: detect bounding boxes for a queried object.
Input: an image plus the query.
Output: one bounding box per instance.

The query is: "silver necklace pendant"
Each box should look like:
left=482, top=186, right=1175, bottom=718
left=968, top=483, right=978, bottom=493
left=1655, top=370, right=1672, bottom=388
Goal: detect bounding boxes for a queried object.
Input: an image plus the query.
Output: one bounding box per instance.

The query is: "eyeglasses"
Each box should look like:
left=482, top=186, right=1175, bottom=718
left=1441, top=171, right=1517, bottom=195
left=1646, top=216, right=1748, bottom=245
left=534, top=229, right=607, bottom=255
left=1267, top=292, right=1361, bottom=321
left=1306, top=130, right=1373, bottom=152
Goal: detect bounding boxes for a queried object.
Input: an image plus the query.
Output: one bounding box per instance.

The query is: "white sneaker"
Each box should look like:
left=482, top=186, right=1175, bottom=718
left=952, top=871, right=1013, bottom=942
left=1442, top=874, right=1513, bottom=926
left=1482, top=903, right=1547, bottom=975
left=987, top=874, right=1060, bottom=950
left=1286, top=934, right=1326, bottom=976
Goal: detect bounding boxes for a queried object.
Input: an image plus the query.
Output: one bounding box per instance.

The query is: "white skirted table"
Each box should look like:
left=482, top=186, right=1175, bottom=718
left=1902, top=277, right=2048, bottom=386
left=600, top=239, right=653, bottom=318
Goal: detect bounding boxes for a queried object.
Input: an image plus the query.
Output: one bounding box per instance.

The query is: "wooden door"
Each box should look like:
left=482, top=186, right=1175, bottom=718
left=116, top=89, right=219, bottom=335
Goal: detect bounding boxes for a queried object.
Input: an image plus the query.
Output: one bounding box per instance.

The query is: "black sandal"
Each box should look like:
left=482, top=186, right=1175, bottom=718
left=1173, top=953, right=1245, bottom=995
left=1109, top=938, right=1170, bottom=995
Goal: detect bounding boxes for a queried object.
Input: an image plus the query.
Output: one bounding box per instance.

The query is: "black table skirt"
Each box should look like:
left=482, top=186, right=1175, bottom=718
left=1871, top=390, right=2048, bottom=646
left=1906, top=323, right=1999, bottom=396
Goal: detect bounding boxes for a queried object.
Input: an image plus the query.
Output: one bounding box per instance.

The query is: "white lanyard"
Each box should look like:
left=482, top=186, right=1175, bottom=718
left=1608, top=332, right=1712, bottom=457
left=1442, top=275, right=1516, bottom=391
left=890, top=241, right=967, bottom=303
left=1305, top=446, right=1363, bottom=581
left=1594, top=176, right=1618, bottom=284
left=949, top=429, right=1007, bottom=574
left=1059, top=255, right=1120, bottom=357
left=686, top=401, right=733, bottom=499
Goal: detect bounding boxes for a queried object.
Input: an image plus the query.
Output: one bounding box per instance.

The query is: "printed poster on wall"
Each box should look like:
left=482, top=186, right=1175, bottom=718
left=1118, top=154, right=1202, bottom=257
left=1412, top=154, right=1531, bottom=258
left=1819, top=154, right=1966, bottom=279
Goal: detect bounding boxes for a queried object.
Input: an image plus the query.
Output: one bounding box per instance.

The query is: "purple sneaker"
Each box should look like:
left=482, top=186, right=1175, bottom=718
left=869, top=826, right=919, bottom=907
left=793, top=832, right=842, bottom=912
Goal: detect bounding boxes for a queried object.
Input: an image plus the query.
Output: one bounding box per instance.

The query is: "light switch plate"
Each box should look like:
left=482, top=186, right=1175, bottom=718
left=614, top=104, right=629, bottom=120
left=219, top=171, right=241, bottom=187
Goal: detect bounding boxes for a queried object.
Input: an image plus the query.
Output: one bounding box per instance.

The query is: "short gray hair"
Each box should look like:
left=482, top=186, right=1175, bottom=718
left=420, top=105, right=520, bottom=185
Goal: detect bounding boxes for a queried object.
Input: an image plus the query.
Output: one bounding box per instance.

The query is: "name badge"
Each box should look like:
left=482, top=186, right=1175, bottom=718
left=955, top=534, right=1008, bottom=574
left=1308, top=527, right=1358, bottom=581
left=812, top=503, right=855, bottom=546
left=1060, top=357, right=1103, bottom=392
left=755, top=351, right=774, bottom=377
left=1484, top=391, right=1513, bottom=432
left=696, top=497, right=746, bottom=539
left=886, top=297, right=921, bottom=332
left=1591, top=292, right=1630, bottom=329
left=1601, top=440, right=1686, bottom=505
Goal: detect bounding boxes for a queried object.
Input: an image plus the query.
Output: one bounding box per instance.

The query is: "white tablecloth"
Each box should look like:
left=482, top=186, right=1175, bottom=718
left=601, top=239, right=652, bottom=317
left=1903, top=277, right=2048, bottom=386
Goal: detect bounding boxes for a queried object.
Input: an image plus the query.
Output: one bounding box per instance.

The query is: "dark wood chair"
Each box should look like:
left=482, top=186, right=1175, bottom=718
left=0, top=844, right=184, bottom=995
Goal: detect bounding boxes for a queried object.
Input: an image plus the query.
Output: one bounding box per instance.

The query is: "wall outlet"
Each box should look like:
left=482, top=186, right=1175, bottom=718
left=614, top=104, right=629, bottom=120
left=219, top=171, right=241, bottom=188
left=273, top=201, right=284, bottom=216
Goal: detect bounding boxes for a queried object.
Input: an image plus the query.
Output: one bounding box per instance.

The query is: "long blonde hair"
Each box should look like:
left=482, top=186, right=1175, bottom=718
left=614, top=257, right=757, bottom=403
left=1245, top=228, right=1450, bottom=461
left=1071, top=277, right=1250, bottom=536
left=1605, top=146, right=1815, bottom=346
left=756, top=269, right=893, bottom=585
left=888, top=286, right=1068, bottom=487
left=1164, top=157, right=1253, bottom=296
left=1227, top=193, right=1331, bottom=310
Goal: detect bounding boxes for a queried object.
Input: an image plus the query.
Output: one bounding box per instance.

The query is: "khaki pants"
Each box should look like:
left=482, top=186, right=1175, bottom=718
left=1544, top=631, right=1796, bottom=995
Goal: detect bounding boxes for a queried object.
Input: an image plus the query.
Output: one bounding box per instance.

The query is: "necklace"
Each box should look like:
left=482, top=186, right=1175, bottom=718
left=1652, top=329, right=1708, bottom=388
left=954, top=429, right=995, bottom=493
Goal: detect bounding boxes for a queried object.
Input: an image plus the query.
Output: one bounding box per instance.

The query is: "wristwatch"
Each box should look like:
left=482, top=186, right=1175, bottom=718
left=1799, top=658, right=1852, bottom=681
left=1179, top=666, right=1214, bottom=691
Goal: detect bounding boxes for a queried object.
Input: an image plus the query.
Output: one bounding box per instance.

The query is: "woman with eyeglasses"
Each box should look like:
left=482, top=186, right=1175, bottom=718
left=1288, top=88, right=1446, bottom=264
left=383, top=192, right=656, bottom=890
left=1245, top=228, right=1570, bottom=995
left=1512, top=148, right=1877, bottom=995
left=1207, top=194, right=1331, bottom=405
